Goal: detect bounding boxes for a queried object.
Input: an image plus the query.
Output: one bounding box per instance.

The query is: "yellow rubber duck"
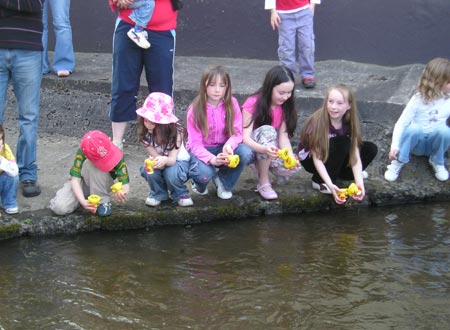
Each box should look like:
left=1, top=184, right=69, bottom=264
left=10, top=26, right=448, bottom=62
left=227, top=154, right=240, bottom=168
left=338, top=183, right=362, bottom=200
left=110, top=182, right=123, bottom=193
left=144, top=158, right=157, bottom=174
left=87, top=194, right=101, bottom=206
left=276, top=147, right=299, bottom=169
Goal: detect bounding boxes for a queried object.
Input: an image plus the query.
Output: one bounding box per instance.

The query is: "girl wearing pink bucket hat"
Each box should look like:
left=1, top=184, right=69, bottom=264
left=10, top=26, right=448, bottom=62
left=136, top=92, right=193, bottom=207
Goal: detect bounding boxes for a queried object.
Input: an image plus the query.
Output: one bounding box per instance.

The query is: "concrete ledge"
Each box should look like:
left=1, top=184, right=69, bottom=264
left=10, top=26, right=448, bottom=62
left=3, top=53, right=447, bottom=241
left=29, top=54, right=424, bottom=142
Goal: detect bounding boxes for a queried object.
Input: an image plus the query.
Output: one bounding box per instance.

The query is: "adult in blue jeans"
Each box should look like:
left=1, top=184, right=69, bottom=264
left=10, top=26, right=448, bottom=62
left=42, top=0, right=75, bottom=77
left=0, top=0, right=43, bottom=197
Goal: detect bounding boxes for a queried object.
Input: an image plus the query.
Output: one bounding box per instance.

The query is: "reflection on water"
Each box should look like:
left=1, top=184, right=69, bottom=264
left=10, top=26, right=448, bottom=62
left=1, top=204, right=449, bottom=330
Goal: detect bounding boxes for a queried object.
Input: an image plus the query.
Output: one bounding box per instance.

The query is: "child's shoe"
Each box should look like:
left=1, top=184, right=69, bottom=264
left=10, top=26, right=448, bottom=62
left=127, top=28, right=150, bottom=49
left=190, top=179, right=208, bottom=196
left=428, top=158, right=449, bottom=181
left=312, top=181, right=332, bottom=194
left=256, top=183, right=278, bottom=200
left=384, top=159, right=404, bottom=181
left=96, top=202, right=112, bottom=216
left=178, top=196, right=194, bottom=207
left=145, top=197, right=161, bottom=207
left=5, top=206, right=19, bottom=215
left=213, top=176, right=232, bottom=199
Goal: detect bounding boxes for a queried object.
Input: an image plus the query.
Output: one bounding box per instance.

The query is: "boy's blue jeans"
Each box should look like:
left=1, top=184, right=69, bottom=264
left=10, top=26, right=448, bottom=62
left=140, top=160, right=190, bottom=202
left=397, top=124, right=450, bottom=165
left=188, top=144, right=253, bottom=192
left=0, top=173, right=18, bottom=209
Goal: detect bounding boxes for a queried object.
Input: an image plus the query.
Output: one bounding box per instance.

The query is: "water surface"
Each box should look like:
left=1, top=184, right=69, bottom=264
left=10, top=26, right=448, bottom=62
left=1, top=204, right=449, bottom=330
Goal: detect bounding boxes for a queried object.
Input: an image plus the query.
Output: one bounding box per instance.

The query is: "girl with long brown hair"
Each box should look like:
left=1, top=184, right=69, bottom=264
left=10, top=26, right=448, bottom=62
left=298, top=84, right=377, bottom=204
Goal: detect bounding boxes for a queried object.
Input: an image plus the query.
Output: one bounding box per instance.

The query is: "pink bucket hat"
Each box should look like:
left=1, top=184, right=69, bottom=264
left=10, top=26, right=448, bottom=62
left=136, top=92, right=179, bottom=124
left=80, top=130, right=123, bottom=172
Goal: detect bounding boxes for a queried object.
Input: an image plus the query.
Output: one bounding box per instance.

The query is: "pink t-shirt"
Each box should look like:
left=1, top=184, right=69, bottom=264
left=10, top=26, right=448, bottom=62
left=241, top=95, right=284, bottom=130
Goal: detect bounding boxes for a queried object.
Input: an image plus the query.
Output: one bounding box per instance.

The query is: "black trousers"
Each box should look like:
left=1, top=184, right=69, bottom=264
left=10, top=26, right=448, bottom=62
left=301, top=137, right=378, bottom=184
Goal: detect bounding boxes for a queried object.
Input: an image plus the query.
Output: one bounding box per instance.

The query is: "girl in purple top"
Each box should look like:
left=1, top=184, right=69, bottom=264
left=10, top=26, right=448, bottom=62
left=242, top=65, right=300, bottom=200
left=298, top=84, right=377, bottom=204
left=186, top=65, right=252, bottom=200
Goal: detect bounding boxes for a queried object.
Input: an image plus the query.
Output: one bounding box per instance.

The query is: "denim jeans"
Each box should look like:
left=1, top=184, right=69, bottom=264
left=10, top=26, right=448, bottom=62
left=278, top=9, right=315, bottom=79
left=0, top=172, right=19, bottom=209
left=397, top=123, right=450, bottom=165
left=0, top=49, right=42, bottom=182
left=140, top=160, right=190, bottom=202
left=129, top=0, right=155, bottom=28
left=42, top=0, right=75, bottom=74
left=189, top=144, right=253, bottom=192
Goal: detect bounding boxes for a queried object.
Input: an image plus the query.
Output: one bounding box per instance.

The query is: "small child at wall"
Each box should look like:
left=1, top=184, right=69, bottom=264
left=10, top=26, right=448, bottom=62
left=49, top=130, right=130, bottom=216
left=111, top=0, right=183, bottom=49
left=137, top=92, right=193, bottom=207
left=0, top=125, right=19, bottom=214
left=298, top=84, right=377, bottom=204
left=384, top=57, right=450, bottom=182
left=112, top=0, right=154, bottom=49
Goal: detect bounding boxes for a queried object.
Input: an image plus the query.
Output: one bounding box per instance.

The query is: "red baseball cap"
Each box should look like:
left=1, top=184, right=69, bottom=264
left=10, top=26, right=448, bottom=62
left=80, top=130, right=123, bottom=172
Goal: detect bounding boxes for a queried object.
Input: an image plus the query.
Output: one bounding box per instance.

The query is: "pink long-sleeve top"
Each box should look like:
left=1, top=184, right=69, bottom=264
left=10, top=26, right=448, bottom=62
left=186, top=97, right=243, bottom=164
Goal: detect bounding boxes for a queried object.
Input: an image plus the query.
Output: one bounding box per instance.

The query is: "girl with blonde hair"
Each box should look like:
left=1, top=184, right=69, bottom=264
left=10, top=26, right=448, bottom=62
left=385, top=57, right=450, bottom=182
left=298, top=84, right=377, bottom=204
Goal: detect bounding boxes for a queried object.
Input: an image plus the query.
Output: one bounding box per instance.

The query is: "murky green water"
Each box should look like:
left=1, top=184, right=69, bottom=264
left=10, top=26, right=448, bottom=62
left=1, top=204, right=450, bottom=330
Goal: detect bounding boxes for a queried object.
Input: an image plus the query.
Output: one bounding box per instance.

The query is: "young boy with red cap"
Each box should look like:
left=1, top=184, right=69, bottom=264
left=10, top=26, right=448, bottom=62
left=49, top=130, right=130, bottom=216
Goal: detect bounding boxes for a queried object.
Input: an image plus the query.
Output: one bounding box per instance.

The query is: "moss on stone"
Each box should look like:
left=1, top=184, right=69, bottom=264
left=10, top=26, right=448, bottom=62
left=0, top=223, right=22, bottom=240
left=212, top=204, right=249, bottom=221
left=281, top=194, right=331, bottom=213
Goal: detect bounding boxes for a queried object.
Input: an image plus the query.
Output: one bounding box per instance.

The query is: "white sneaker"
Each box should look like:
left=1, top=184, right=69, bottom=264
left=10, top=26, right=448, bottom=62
left=190, top=180, right=208, bottom=195
left=213, top=176, right=232, bottom=199
left=311, top=181, right=332, bottom=194
left=362, top=170, right=369, bottom=179
left=127, top=28, right=151, bottom=49
left=384, top=160, right=404, bottom=182
left=5, top=207, right=19, bottom=214
left=429, top=158, right=449, bottom=181
left=178, top=196, right=194, bottom=207
left=145, top=197, right=161, bottom=207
